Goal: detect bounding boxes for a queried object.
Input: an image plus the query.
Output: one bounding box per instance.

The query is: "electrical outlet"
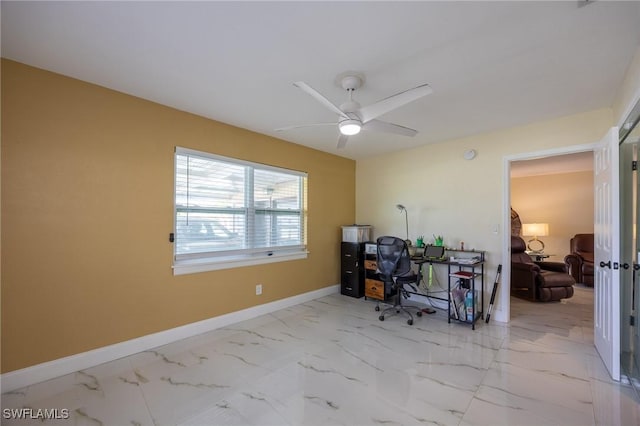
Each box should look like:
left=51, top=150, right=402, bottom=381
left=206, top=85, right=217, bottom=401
left=256, top=284, right=262, bottom=295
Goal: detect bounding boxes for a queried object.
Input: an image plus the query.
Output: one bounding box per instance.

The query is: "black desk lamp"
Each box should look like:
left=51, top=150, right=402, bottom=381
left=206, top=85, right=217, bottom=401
left=396, top=204, right=409, bottom=243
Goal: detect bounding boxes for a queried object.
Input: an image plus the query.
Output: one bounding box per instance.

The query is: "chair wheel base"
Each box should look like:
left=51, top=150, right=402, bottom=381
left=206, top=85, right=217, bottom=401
left=375, top=306, right=380, bottom=311
left=379, top=315, right=385, bottom=321
left=416, top=311, right=422, bottom=317
left=407, top=319, right=413, bottom=325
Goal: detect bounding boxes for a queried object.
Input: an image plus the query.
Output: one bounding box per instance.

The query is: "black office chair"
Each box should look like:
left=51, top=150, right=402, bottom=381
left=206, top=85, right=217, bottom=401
left=376, top=236, right=423, bottom=325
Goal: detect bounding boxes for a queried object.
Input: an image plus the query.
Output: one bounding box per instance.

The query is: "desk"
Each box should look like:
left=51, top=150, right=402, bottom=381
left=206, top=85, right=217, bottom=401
left=365, top=248, right=486, bottom=330
left=413, top=249, right=485, bottom=330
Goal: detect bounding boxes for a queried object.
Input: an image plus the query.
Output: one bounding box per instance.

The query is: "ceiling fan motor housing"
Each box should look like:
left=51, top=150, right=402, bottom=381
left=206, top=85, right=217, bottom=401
left=341, top=75, right=363, bottom=91
left=340, top=100, right=361, bottom=114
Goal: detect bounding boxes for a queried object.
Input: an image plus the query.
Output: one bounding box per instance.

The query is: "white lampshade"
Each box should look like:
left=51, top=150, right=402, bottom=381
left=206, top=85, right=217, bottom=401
left=522, top=223, right=549, bottom=237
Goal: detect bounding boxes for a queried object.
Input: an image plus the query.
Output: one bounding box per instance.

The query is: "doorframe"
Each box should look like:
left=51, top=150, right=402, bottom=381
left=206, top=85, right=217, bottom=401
left=499, top=143, right=598, bottom=323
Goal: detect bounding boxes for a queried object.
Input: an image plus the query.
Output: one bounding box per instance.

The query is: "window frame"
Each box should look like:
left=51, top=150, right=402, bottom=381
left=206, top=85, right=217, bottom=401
left=173, top=147, right=308, bottom=275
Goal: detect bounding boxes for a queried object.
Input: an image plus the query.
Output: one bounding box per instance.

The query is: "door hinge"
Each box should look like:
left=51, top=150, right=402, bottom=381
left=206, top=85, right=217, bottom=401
left=632, top=160, right=638, bottom=171
left=169, top=233, right=175, bottom=243
left=631, top=315, right=636, bottom=326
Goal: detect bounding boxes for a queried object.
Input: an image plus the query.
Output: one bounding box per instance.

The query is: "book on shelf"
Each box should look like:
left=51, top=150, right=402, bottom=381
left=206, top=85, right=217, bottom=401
left=449, top=290, right=458, bottom=319
left=450, top=270, right=475, bottom=279
left=450, top=287, right=467, bottom=320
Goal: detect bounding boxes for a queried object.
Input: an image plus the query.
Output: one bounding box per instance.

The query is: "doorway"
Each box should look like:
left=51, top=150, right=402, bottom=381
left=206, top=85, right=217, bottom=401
left=500, top=143, right=597, bottom=327
left=502, top=128, right=638, bottom=384
left=502, top=138, right=626, bottom=377
left=509, top=152, right=594, bottom=316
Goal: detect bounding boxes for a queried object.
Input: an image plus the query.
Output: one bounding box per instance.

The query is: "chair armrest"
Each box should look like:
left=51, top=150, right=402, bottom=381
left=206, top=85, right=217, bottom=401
left=564, top=254, right=583, bottom=266
left=512, top=262, right=540, bottom=273
left=564, top=254, right=582, bottom=278
left=510, top=262, right=538, bottom=300
left=537, top=261, right=567, bottom=273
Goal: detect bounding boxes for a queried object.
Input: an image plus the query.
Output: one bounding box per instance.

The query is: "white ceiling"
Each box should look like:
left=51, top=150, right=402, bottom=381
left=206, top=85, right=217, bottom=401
left=2, top=1, right=640, bottom=160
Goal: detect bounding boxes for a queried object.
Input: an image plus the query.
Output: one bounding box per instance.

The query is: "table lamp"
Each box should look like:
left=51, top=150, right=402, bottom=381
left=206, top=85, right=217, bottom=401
left=522, top=223, right=549, bottom=253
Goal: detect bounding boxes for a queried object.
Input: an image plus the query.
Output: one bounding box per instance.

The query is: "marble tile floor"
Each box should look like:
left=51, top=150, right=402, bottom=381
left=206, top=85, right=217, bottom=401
left=2, top=286, right=639, bottom=426
left=622, top=351, right=640, bottom=398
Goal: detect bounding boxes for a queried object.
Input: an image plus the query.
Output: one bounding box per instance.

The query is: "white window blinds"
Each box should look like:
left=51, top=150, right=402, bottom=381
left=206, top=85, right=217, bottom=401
left=174, top=147, right=307, bottom=264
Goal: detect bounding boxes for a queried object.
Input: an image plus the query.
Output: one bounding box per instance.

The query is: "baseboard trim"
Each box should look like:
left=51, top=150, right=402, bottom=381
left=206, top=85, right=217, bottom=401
left=1, top=284, right=340, bottom=393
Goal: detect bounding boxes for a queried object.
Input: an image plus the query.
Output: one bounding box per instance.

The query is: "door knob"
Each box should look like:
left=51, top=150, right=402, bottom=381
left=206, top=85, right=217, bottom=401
left=600, top=261, right=611, bottom=269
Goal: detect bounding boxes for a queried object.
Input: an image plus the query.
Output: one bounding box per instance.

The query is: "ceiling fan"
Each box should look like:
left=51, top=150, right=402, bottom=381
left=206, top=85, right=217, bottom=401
left=276, top=73, right=433, bottom=149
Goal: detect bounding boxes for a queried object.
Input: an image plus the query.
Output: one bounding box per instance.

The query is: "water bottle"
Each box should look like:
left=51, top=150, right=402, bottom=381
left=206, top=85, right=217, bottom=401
left=465, top=291, right=474, bottom=322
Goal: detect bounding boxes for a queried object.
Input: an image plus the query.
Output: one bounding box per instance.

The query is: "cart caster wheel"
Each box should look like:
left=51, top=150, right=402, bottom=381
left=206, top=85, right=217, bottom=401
left=407, top=319, right=413, bottom=325
left=379, top=315, right=385, bottom=321
left=375, top=306, right=380, bottom=311
left=416, top=311, right=422, bottom=317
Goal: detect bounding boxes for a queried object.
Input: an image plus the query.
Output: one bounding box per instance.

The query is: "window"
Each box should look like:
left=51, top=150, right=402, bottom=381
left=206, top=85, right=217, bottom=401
left=173, top=147, right=307, bottom=274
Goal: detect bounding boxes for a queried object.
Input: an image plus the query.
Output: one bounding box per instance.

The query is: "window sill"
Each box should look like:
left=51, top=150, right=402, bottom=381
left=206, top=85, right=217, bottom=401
left=173, top=250, right=309, bottom=275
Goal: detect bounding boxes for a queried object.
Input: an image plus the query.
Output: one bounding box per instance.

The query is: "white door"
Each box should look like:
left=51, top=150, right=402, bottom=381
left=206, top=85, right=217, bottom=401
left=594, top=127, right=620, bottom=381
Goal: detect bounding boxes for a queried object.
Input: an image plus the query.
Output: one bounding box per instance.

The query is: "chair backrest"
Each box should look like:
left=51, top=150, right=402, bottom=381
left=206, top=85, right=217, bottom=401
left=376, top=236, right=412, bottom=280
left=511, top=235, right=533, bottom=264
left=570, top=233, right=594, bottom=255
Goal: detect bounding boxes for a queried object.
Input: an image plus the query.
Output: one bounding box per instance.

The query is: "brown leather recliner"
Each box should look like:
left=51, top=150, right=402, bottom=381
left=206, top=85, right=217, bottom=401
left=564, top=233, right=594, bottom=287
left=511, top=236, right=575, bottom=302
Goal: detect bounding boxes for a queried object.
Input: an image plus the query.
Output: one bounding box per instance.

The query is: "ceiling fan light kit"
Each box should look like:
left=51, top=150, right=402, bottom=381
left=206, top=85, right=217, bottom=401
left=339, top=119, right=362, bottom=135
left=281, top=72, right=433, bottom=148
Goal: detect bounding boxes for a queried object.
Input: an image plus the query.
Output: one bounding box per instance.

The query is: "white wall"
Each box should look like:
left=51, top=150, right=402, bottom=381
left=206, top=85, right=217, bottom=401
left=356, top=108, right=612, bottom=322
left=614, top=45, right=640, bottom=126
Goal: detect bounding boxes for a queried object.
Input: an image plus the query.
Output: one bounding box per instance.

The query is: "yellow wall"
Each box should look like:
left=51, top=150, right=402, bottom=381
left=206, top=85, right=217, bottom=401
left=1, top=59, right=355, bottom=373
left=511, top=171, right=594, bottom=262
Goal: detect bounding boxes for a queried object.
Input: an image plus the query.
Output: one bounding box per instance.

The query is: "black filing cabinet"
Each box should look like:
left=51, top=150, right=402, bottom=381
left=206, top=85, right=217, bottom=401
left=341, top=242, right=365, bottom=298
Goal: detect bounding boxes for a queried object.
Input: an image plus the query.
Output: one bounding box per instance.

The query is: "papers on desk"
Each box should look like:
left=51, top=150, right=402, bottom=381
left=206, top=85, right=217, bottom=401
left=451, top=257, right=481, bottom=264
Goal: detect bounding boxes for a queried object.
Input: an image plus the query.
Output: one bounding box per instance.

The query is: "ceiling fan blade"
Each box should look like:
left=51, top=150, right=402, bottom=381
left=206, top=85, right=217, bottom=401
left=359, top=83, right=433, bottom=123
left=294, top=81, right=349, bottom=119
left=275, top=122, right=335, bottom=132
left=337, top=133, right=349, bottom=149
left=362, top=119, right=418, bottom=137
